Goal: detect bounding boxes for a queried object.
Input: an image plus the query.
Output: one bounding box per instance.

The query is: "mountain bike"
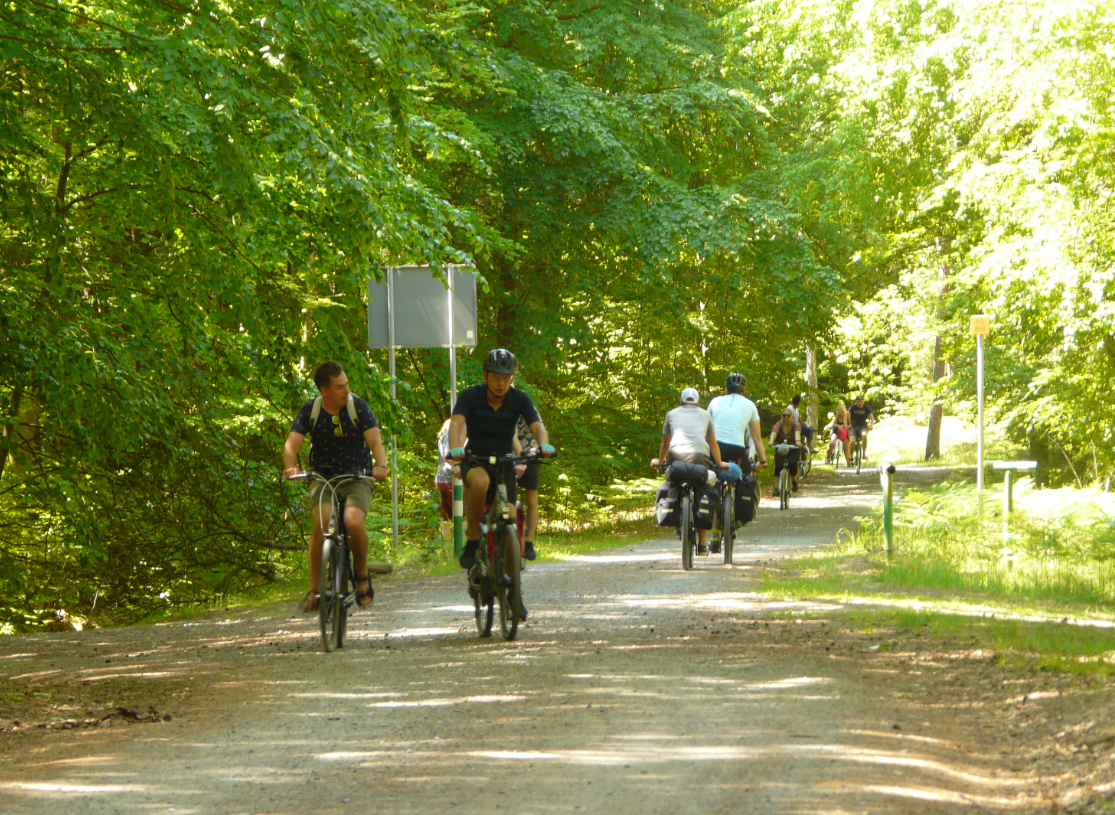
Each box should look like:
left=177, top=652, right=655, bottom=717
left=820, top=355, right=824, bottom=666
left=711, top=463, right=743, bottom=565
left=825, top=436, right=840, bottom=470
left=798, top=442, right=813, bottom=478
left=852, top=428, right=867, bottom=474
left=772, top=442, right=795, bottom=510
left=657, top=460, right=714, bottom=571
left=290, top=470, right=391, bottom=653
left=462, top=452, right=552, bottom=641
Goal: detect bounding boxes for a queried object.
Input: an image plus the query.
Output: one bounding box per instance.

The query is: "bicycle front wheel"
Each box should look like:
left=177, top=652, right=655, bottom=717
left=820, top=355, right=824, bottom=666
left=855, top=439, right=863, bottom=474
left=473, top=579, right=494, bottom=638
left=780, top=472, right=790, bottom=510
left=679, top=493, right=693, bottom=571
left=721, top=489, right=734, bottom=566
left=319, top=536, right=342, bottom=653
left=800, top=446, right=812, bottom=478
left=496, top=526, right=522, bottom=641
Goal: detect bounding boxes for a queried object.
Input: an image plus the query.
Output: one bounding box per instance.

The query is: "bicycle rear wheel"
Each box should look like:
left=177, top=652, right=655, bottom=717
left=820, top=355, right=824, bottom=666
left=780, top=471, right=789, bottom=510
left=496, top=526, right=522, bottom=641
left=721, top=489, right=734, bottom=565
left=319, top=536, right=345, bottom=653
left=679, top=493, right=693, bottom=571
left=800, top=446, right=812, bottom=478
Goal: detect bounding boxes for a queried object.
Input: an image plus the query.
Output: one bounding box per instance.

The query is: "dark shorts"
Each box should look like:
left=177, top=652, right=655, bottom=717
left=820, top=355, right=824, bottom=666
left=718, top=442, right=751, bottom=475
left=667, top=451, right=712, bottom=469
left=517, top=459, right=541, bottom=491
left=461, top=459, right=517, bottom=506
left=774, top=446, right=800, bottom=477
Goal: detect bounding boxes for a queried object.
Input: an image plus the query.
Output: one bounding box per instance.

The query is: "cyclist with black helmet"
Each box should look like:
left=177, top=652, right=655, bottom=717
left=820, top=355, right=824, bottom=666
left=446, top=350, right=554, bottom=592
left=707, top=373, right=767, bottom=476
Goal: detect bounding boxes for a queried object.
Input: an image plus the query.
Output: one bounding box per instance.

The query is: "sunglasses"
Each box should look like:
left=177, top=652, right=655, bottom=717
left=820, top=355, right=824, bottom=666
left=332, top=414, right=343, bottom=437
left=782, top=413, right=792, bottom=418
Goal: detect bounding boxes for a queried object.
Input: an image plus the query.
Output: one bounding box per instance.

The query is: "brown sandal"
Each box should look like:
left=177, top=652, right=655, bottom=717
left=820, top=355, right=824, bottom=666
left=299, top=590, right=319, bottom=613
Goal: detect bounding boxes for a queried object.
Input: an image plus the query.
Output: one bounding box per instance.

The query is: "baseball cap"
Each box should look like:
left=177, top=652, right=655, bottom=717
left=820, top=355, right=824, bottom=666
left=680, top=387, right=700, bottom=405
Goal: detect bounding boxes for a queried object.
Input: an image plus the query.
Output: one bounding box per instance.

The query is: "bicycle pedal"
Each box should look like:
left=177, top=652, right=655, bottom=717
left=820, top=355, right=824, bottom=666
left=500, top=575, right=513, bottom=589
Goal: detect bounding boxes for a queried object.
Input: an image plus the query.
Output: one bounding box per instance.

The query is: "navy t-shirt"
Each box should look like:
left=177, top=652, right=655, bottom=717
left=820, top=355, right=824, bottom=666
left=452, top=385, right=541, bottom=457
left=849, top=403, right=874, bottom=428
left=290, top=396, right=379, bottom=472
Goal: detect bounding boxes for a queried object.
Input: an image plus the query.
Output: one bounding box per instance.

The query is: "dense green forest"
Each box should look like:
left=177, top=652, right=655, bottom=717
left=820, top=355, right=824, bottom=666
left=2, top=0, right=1113, bottom=630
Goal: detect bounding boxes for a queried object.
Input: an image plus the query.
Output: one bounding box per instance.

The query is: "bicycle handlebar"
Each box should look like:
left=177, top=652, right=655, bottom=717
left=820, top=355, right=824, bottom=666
left=287, top=469, right=382, bottom=483
left=457, top=451, right=558, bottom=467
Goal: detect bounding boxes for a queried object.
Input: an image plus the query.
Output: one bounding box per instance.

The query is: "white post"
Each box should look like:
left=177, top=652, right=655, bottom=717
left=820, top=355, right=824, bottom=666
left=388, top=269, right=399, bottom=555
left=976, top=333, right=984, bottom=493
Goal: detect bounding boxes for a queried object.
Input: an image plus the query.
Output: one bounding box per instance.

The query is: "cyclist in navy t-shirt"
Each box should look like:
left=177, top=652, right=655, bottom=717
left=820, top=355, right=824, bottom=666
left=848, top=395, right=875, bottom=459
left=446, top=349, right=554, bottom=587
left=283, top=361, right=388, bottom=614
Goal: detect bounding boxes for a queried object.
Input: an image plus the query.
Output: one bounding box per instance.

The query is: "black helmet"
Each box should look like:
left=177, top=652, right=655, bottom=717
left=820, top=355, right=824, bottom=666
left=482, top=348, right=518, bottom=375
left=725, top=373, right=745, bottom=393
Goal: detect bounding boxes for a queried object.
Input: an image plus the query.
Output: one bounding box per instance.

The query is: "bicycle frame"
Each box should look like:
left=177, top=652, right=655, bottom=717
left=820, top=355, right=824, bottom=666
left=461, top=453, right=551, bottom=641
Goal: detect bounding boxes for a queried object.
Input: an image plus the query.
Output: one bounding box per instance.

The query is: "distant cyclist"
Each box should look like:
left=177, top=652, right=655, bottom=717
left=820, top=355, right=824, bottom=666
left=651, top=388, right=728, bottom=556
left=786, top=394, right=813, bottom=451
left=848, top=395, right=875, bottom=460
left=768, top=408, right=801, bottom=494
left=828, top=403, right=852, bottom=466
left=708, top=373, right=767, bottom=475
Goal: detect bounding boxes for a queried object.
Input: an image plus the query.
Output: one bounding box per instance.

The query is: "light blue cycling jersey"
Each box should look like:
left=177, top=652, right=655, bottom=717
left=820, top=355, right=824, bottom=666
left=707, top=393, right=760, bottom=447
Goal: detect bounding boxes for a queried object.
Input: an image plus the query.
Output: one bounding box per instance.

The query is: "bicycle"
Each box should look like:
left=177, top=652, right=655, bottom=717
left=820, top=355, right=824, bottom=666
left=290, top=470, right=392, bottom=653
left=656, top=460, right=715, bottom=571
left=711, top=462, right=744, bottom=565
left=462, top=452, right=551, bottom=641
left=798, top=442, right=813, bottom=478
left=852, top=427, right=868, bottom=474
left=772, top=442, right=795, bottom=510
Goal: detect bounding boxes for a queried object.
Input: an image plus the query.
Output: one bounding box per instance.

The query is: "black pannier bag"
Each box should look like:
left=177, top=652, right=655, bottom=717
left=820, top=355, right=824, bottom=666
left=735, top=475, right=758, bottom=525
left=694, top=484, right=717, bottom=530
left=656, top=482, right=681, bottom=527
left=666, top=461, right=709, bottom=485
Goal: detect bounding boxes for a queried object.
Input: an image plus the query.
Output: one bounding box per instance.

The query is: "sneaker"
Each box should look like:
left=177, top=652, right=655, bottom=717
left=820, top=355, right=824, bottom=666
left=709, top=540, right=721, bottom=554
left=697, top=543, right=709, bottom=556
left=523, top=540, right=537, bottom=561
left=517, top=601, right=528, bottom=622
left=458, top=539, right=479, bottom=569
left=792, top=480, right=799, bottom=492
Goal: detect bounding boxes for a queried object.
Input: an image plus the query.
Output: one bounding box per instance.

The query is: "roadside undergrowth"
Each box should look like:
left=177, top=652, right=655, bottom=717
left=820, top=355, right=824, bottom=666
left=761, top=477, right=1115, bottom=673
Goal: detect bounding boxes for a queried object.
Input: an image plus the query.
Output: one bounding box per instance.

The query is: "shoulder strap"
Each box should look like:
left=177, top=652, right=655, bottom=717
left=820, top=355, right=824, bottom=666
left=309, top=395, right=323, bottom=433
left=310, top=394, right=358, bottom=433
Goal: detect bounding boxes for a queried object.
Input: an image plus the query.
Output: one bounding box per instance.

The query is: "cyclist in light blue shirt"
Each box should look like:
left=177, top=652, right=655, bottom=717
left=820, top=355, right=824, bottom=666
left=707, top=373, right=767, bottom=475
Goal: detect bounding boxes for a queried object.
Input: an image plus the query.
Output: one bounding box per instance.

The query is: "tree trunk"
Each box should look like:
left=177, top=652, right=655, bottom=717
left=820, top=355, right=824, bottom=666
left=805, top=345, right=818, bottom=430
left=925, top=239, right=952, bottom=460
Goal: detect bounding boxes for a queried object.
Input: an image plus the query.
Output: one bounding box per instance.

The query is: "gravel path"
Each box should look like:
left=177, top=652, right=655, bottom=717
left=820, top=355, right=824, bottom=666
left=0, top=467, right=1085, bottom=814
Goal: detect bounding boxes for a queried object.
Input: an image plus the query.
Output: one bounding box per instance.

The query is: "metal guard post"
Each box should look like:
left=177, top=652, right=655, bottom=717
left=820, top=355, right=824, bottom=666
left=879, top=462, right=897, bottom=554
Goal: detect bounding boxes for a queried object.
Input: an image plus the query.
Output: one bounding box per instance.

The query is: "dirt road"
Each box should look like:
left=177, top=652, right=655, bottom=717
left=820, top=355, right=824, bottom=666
left=1, top=467, right=1110, bottom=814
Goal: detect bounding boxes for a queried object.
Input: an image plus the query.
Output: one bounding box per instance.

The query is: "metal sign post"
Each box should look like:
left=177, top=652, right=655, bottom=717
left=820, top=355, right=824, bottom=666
left=970, top=315, right=990, bottom=493
left=368, top=266, right=477, bottom=556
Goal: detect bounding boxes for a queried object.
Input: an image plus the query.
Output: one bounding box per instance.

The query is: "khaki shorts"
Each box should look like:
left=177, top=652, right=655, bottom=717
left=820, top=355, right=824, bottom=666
left=309, top=478, right=374, bottom=515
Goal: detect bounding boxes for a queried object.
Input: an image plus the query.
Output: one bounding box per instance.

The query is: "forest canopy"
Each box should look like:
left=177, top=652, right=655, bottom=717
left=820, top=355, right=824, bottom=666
left=2, top=0, right=1112, bottom=629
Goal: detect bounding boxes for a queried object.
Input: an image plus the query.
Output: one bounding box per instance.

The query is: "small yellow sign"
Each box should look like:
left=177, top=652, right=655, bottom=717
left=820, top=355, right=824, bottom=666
left=970, top=315, right=991, bottom=336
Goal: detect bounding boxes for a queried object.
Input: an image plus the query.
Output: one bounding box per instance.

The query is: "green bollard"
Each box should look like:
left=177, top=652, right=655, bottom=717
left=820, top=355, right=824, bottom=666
left=452, top=476, right=464, bottom=559
left=879, top=463, right=896, bottom=554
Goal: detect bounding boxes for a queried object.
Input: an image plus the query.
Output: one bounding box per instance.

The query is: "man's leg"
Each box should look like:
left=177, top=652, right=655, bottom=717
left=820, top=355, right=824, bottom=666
left=861, top=430, right=869, bottom=457
left=524, top=489, right=539, bottom=559
left=344, top=505, right=374, bottom=607
left=460, top=466, right=490, bottom=568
